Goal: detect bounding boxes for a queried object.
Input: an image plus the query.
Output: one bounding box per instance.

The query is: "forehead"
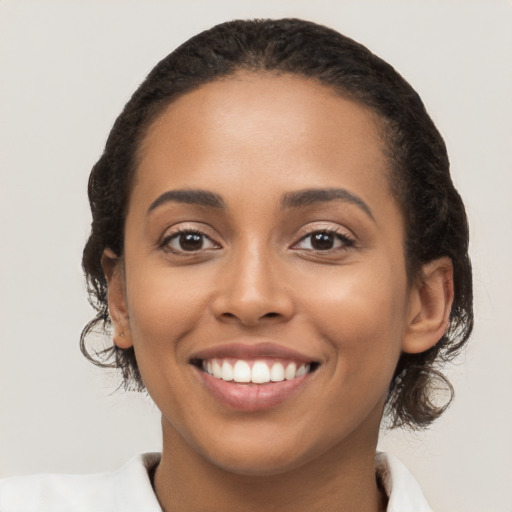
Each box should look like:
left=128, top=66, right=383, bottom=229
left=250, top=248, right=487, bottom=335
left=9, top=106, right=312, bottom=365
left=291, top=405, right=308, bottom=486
left=134, top=72, right=395, bottom=218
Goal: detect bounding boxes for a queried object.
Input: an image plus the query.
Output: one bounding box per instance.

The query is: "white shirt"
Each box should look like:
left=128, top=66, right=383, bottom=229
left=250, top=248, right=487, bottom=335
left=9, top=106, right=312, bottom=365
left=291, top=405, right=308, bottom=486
left=0, top=452, right=432, bottom=512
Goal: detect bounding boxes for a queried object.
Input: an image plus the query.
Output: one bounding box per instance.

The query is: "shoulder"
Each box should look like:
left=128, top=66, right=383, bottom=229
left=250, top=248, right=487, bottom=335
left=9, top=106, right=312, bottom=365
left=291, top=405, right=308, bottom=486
left=0, top=453, right=162, bottom=512
left=376, top=452, right=433, bottom=512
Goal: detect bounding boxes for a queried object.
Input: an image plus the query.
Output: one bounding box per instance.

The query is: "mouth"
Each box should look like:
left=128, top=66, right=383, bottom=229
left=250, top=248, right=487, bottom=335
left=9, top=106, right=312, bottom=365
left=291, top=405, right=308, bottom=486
left=189, top=343, right=320, bottom=411
left=190, top=357, right=319, bottom=384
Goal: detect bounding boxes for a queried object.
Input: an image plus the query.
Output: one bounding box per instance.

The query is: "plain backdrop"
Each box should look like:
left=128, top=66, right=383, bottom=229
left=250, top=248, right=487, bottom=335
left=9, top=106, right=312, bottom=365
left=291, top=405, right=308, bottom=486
left=1, top=1, right=511, bottom=511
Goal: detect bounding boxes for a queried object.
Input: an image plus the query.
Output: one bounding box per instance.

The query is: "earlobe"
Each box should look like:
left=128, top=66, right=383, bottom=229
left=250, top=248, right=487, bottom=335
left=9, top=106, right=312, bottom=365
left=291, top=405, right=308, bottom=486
left=402, top=257, right=454, bottom=354
left=101, top=249, right=133, bottom=349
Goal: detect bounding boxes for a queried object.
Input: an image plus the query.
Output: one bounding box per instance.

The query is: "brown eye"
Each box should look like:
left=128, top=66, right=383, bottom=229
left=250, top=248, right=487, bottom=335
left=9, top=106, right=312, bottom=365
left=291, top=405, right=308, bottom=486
left=163, top=231, right=220, bottom=253
left=179, top=233, right=203, bottom=251
left=311, top=232, right=336, bottom=250
left=294, top=230, right=354, bottom=252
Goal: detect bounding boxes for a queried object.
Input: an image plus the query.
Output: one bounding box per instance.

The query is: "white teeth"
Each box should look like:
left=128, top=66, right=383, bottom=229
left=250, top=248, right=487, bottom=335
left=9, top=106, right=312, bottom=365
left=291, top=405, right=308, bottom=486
left=296, top=364, right=310, bottom=378
left=233, top=360, right=251, bottom=383
left=251, top=361, right=271, bottom=383
left=270, top=362, right=285, bottom=382
left=202, top=358, right=313, bottom=383
left=284, top=362, right=297, bottom=380
left=212, top=360, right=222, bottom=378
left=221, top=361, right=234, bottom=381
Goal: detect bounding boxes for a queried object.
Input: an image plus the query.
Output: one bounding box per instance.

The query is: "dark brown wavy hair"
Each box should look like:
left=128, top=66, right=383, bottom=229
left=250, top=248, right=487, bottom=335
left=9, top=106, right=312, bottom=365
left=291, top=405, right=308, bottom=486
left=81, top=18, right=473, bottom=429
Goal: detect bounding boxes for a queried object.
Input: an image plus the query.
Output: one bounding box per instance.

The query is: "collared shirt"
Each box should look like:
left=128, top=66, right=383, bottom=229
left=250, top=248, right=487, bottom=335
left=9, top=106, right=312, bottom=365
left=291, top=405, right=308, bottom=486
left=0, top=452, right=432, bottom=511
left=376, top=452, right=433, bottom=512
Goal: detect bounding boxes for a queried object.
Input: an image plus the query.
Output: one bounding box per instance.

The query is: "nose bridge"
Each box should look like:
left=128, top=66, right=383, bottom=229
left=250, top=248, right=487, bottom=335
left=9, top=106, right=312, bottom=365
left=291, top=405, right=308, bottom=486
left=213, top=235, right=293, bottom=325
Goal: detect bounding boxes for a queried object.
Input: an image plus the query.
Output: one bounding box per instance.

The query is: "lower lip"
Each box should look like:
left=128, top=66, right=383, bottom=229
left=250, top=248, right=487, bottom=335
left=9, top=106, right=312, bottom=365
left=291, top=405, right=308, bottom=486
left=194, top=367, right=314, bottom=411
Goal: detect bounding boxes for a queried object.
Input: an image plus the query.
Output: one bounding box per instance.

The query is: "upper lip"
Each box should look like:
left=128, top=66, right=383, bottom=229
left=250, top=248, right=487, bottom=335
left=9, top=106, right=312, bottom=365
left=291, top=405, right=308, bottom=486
left=189, top=342, right=318, bottom=364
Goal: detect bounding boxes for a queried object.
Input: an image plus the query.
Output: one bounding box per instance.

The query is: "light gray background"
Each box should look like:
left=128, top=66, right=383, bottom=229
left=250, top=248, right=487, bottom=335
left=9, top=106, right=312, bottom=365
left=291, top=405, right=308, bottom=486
left=1, top=1, right=511, bottom=510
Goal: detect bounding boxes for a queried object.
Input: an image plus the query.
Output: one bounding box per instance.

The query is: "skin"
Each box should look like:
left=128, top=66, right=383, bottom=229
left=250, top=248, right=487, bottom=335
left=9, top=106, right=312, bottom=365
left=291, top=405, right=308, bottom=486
left=103, top=73, right=453, bottom=512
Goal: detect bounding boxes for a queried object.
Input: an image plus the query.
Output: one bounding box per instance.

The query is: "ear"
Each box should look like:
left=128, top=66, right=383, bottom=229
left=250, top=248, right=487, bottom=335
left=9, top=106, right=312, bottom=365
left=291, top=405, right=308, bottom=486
left=101, top=248, right=133, bottom=349
left=402, top=257, right=454, bottom=354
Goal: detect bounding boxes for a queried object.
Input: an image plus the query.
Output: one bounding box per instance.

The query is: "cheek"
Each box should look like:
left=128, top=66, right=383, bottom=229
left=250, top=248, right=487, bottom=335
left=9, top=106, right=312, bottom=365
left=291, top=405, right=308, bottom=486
left=123, top=265, right=218, bottom=427
left=125, top=265, right=213, bottom=365
left=300, top=261, right=407, bottom=380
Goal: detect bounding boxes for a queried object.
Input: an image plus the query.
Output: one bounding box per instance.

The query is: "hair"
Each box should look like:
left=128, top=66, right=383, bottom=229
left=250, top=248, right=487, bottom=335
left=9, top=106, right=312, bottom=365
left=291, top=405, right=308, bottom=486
left=81, top=18, right=473, bottom=429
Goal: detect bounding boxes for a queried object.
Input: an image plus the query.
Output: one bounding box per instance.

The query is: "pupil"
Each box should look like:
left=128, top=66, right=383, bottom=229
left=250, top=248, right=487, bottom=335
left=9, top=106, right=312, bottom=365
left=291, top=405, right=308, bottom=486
left=180, top=233, right=203, bottom=251
left=312, top=232, right=334, bottom=250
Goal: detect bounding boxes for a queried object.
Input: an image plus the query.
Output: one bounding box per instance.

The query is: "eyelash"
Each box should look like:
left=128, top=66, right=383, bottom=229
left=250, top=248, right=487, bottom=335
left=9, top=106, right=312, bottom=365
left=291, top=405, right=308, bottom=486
left=291, top=229, right=355, bottom=253
left=160, top=229, right=220, bottom=254
left=159, top=228, right=355, bottom=255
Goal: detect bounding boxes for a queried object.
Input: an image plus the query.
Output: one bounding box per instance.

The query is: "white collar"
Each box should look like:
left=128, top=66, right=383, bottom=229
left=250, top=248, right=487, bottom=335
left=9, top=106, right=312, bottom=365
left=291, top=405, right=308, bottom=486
left=376, top=452, right=433, bottom=512
left=136, top=452, right=432, bottom=512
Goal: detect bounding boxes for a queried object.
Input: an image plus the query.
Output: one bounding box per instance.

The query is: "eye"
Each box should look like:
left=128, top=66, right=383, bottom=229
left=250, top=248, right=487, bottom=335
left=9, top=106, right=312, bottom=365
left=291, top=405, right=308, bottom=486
left=293, top=230, right=354, bottom=251
left=162, top=230, right=220, bottom=253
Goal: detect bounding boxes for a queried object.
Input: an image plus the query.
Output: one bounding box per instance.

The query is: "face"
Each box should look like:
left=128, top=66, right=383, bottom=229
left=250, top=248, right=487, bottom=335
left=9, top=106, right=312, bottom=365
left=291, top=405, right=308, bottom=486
left=112, top=73, right=418, bottom=475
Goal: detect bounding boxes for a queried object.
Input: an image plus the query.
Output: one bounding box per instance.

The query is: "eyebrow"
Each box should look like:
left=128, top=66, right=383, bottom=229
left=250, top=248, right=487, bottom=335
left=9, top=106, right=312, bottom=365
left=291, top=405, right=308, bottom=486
left=281, top=188, right=375, bottom=221
left=147, top=187, right=374, bottom=221
left=147, top=189, right=225, bottom=214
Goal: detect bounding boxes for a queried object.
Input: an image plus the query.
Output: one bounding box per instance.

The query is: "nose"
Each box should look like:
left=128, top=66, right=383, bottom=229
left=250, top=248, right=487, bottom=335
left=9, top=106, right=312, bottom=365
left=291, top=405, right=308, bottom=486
left=211, top=243, right=295, bottom=327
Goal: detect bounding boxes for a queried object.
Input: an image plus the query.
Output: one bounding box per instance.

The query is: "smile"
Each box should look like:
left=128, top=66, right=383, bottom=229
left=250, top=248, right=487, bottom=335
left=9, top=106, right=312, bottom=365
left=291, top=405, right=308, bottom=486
left=189, top=343, right=320, bottom=411
left=200, top=358, right=314, bottom=384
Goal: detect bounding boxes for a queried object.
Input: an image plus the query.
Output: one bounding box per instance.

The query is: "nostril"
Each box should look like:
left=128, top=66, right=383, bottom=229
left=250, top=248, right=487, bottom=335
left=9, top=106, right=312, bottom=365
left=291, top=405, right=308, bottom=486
left=263, top=312, right=280, bottom=318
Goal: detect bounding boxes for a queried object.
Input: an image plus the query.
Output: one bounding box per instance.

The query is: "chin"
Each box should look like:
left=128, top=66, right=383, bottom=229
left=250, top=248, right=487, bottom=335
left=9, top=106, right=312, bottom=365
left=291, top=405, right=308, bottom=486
left=196, top=430, right=321, bottom=477
left=208, top=450, right=309, bottom=477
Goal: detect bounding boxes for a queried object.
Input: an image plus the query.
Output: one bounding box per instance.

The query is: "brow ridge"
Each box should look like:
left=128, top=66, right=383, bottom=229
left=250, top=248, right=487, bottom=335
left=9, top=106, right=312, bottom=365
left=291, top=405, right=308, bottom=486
left=281, top=188, right=374, bottom=220
left=147, top=189, right=225, bottom=213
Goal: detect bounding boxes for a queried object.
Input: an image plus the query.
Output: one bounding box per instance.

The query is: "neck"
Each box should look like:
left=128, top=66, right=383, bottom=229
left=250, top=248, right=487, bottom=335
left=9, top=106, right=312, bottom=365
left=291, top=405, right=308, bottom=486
left=153, top=417, right=387, bottom=512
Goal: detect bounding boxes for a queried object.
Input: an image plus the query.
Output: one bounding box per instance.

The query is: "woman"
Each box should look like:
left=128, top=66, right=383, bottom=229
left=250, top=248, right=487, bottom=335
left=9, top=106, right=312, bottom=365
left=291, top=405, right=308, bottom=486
left=0, top=18, right=472, bottom=511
